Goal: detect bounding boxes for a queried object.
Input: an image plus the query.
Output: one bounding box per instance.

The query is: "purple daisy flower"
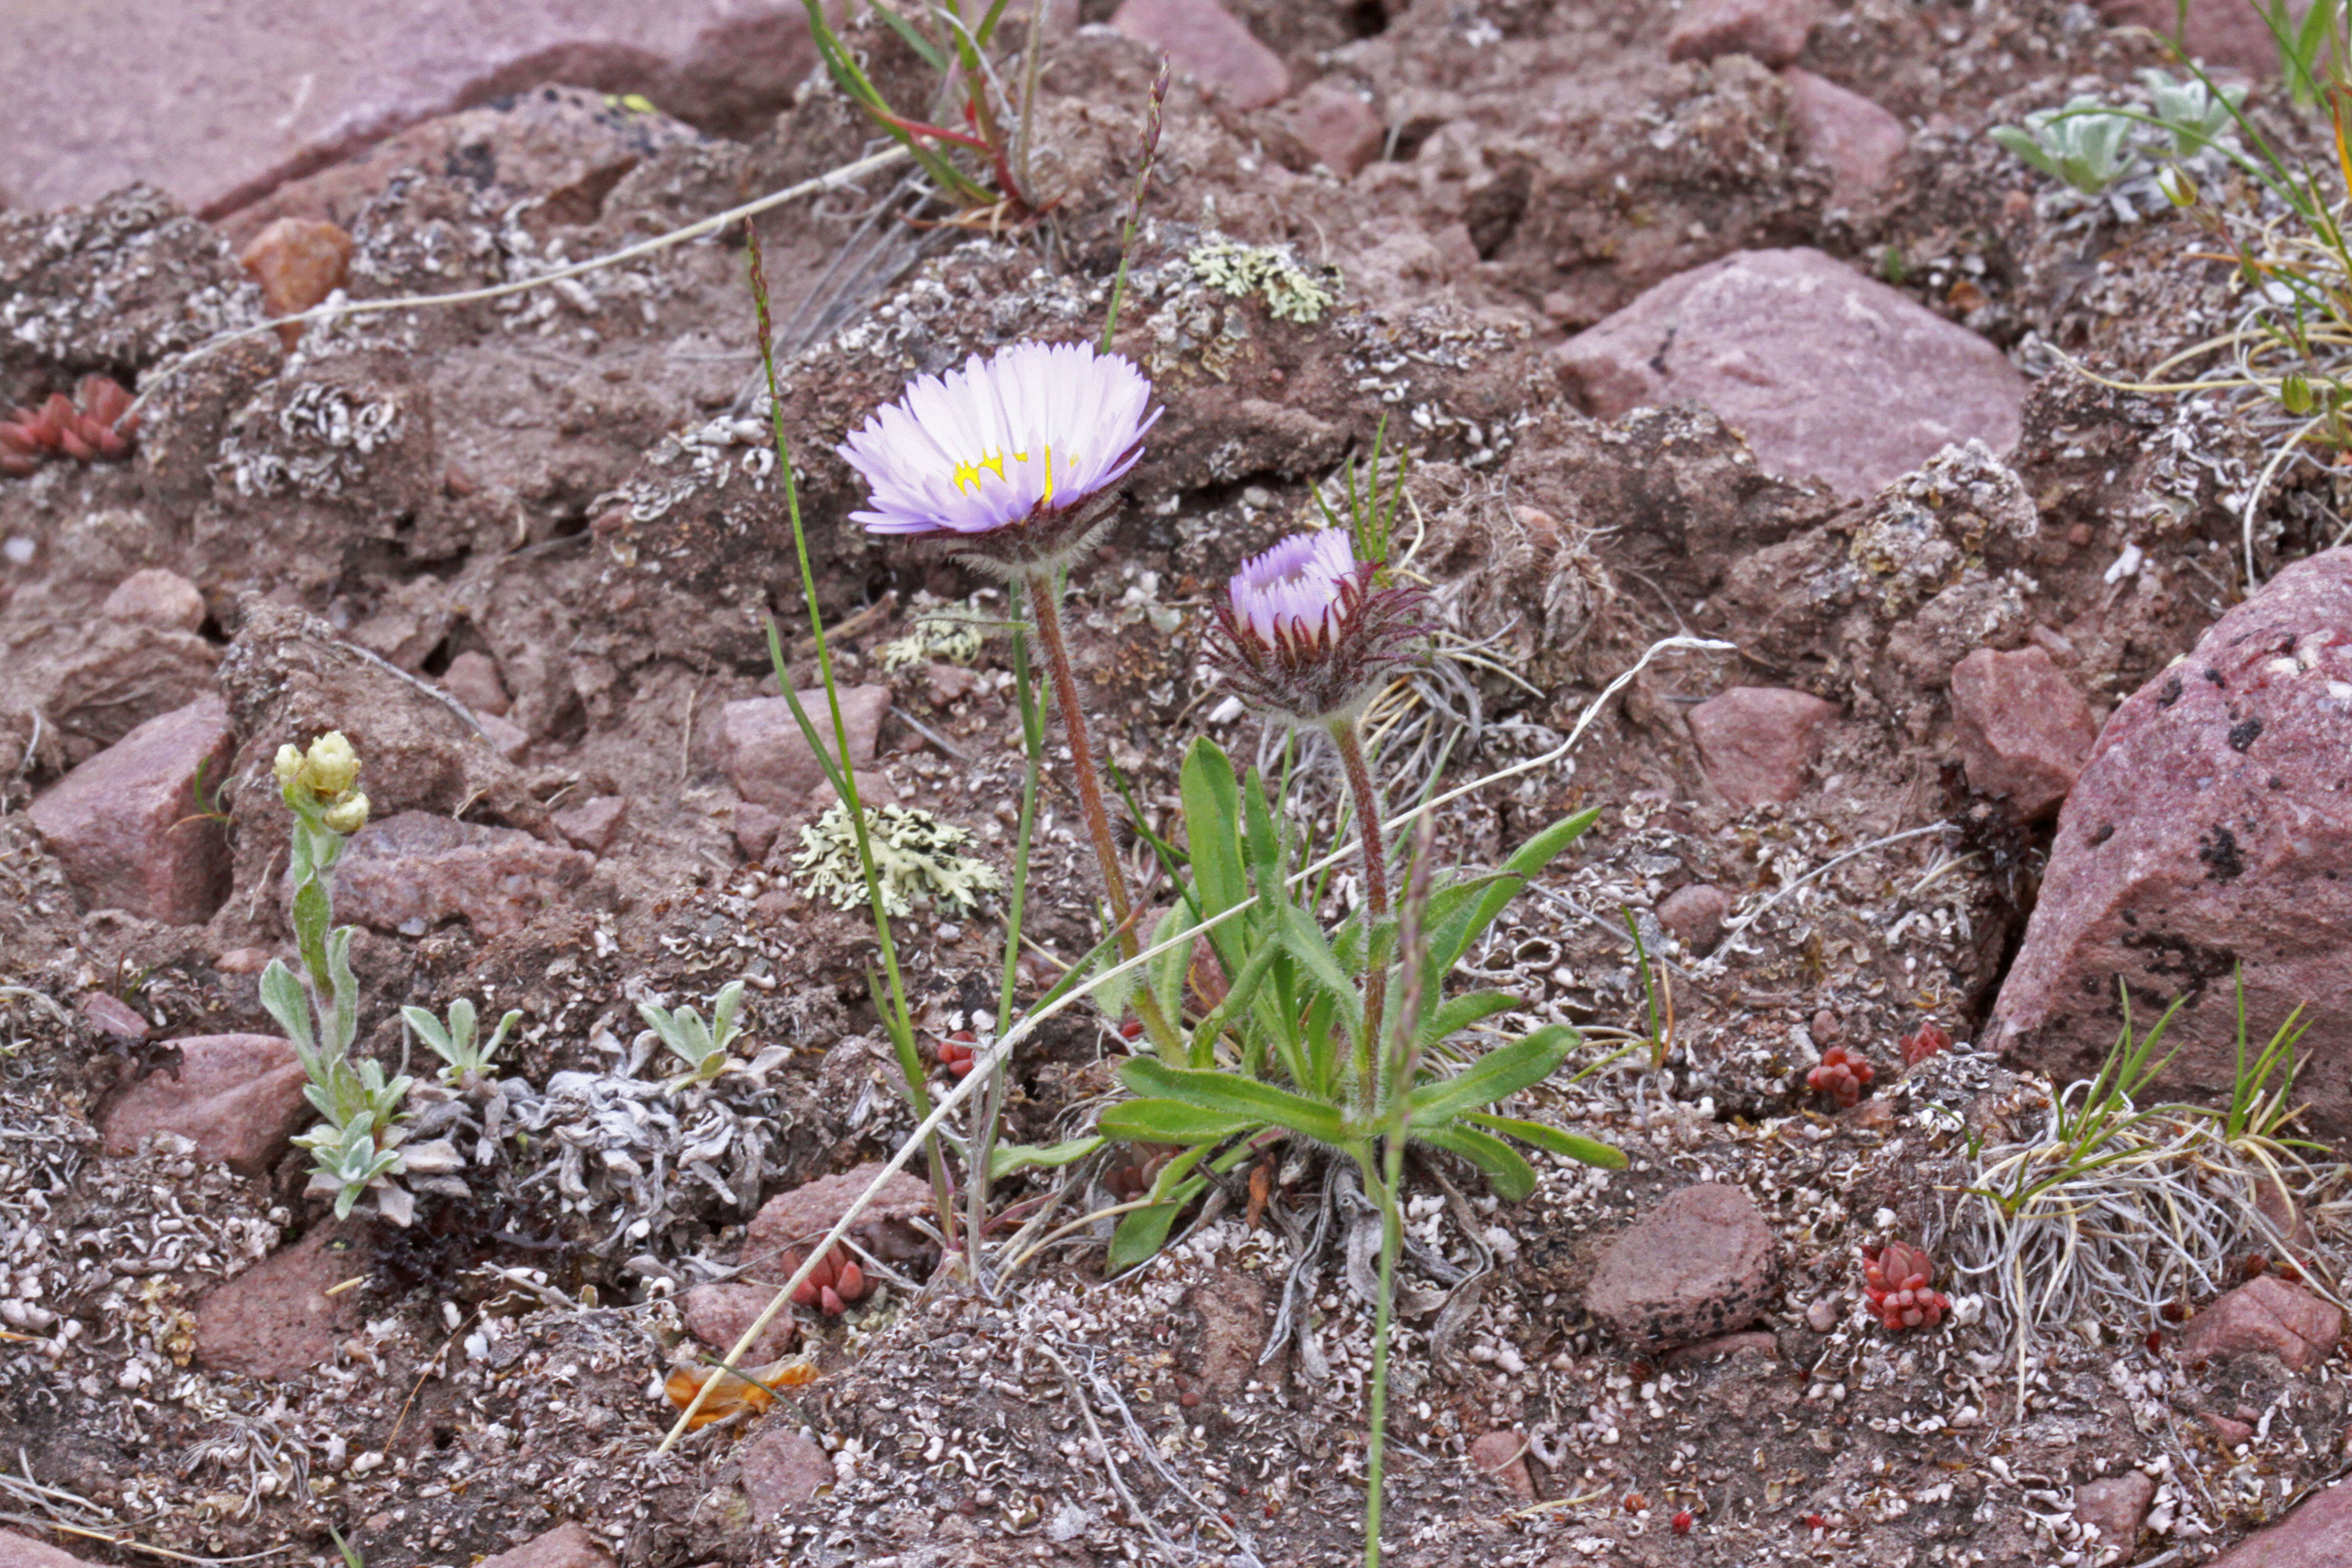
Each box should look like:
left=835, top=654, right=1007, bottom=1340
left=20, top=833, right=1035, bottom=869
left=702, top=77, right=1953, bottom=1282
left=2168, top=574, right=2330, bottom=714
left=1211, top=531, right=1430, bottom=724
left=837, top=341, right=1160, bottom=571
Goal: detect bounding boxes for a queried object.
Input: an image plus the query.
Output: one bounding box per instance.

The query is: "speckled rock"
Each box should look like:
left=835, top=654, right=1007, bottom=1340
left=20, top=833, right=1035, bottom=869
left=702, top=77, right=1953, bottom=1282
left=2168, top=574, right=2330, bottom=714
left=718, top=686, right=890, bottom=810
left=1666, top=0, right=1821, bottom=66
left=100, top=1034, right=310, bottom=1173
left=741, top=1163, right=934, bottom=1275
left=682, top=1281, right=798, bottom=1365
left=1468, top=1430, right=1535, bottom=1500
left=26, top=693, right=236, bottom=924
left=1948, top=645, right=2101, bottom=819
left=1110, top=0, right=1288, bottom=109
left=1686, top=686, right=1838, bottom=808
left=2097, top=0, right=2291, bottom=79
left=2179, top=1276, right=2344, bottom=1372
left=0, top=1526, right=99, bottom=1566
left=1990, top=549, right=2352, bottom=1144
left=328, top=810, right=593, bottom=938
left=100, top=568, right=206, bottom=633
left=1784, top=68, right=1908, bottom=206
left=1586, top=1182, right=1779, bottom=1348
left=1275, top=81, right=1385, bottom=177
left=1656, top=882, right=1735, bottom=951
left=194, top=1220, right=370, bottom=1378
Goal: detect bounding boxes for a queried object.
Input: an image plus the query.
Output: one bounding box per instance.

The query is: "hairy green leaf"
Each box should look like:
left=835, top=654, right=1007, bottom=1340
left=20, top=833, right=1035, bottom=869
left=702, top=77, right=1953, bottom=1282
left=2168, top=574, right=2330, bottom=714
left=1465, top=1113, right=1626, bottom=1169
left=1406, top=1026, right=1578, bottom=1128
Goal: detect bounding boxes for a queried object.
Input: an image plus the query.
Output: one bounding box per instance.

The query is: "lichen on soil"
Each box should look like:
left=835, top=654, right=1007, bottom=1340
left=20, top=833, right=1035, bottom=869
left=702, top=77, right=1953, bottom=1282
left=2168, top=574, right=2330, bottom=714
left=4, top=3, right=2352, bottom=1567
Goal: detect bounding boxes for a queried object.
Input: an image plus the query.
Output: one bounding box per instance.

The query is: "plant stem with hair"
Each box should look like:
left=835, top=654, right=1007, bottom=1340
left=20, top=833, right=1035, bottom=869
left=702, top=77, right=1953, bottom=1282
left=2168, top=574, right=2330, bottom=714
left=1332, top=716, right=1390, bottom=1109
left=1023, top=570, right=1181, bottom=1053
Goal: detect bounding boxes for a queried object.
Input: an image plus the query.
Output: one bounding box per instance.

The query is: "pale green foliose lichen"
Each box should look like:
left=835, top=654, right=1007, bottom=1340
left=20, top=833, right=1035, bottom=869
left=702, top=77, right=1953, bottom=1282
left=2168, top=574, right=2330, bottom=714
left=792, top=802, right=1004, bottom=919
left=879, top=605, right=989, bottom=673
left=1185, top=242, right=1339, bottom=325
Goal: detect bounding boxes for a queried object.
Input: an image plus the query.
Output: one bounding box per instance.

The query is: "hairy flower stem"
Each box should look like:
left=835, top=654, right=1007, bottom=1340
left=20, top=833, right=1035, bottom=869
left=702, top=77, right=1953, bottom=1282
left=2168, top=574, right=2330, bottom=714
left=1332, top=717, right=1390, bottom=1110
left=1023, top=572, right=1181, bottom=1053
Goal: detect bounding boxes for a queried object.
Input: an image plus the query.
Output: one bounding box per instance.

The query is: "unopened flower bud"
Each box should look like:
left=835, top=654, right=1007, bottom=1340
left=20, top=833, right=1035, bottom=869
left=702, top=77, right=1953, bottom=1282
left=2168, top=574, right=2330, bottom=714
left=2157, top=165, right=2198, bottom=208
left=321, top=792, right=371, bottom=835
left=305, top=731, right=361, bottom=798
left=274, top=744, right=304, bottom=788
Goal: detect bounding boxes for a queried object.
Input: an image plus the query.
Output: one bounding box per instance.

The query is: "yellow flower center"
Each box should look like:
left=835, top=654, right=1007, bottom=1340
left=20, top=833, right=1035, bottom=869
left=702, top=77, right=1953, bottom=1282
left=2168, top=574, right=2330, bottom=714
left=949, top=444, right=1058, bottom=505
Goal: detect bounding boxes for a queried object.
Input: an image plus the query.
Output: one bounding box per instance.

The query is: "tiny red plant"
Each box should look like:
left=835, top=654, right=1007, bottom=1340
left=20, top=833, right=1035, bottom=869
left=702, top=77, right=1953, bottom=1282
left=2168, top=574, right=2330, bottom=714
left=0, top=375, right=139, bottom=477
left=1671, top=1510, right=1694, bottom=1535
left=935, top=1029, right=978, bottom=1078
left=1900, top=1023, right=1951, bottom=1067
left=1803, top=1513, right=1828, bottom=1531
left=1623, top=1493, right=1647, bottom=1513
left=1862, top=1239, right=1950, bottom=1331
left=1119, top=1017, right=1145, bottom=1042
left=1807, top=1045, right=1875, bottom=1108
left=784, top=1243, right=871, bottom=1317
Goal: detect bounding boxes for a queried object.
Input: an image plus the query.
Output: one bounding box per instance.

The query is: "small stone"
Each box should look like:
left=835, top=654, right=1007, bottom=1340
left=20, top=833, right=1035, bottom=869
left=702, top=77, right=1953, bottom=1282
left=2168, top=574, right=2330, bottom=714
left=1655, top=883, right=1734, bottom=951
left=0, top=1528, right=98, bottom=1567
left=2074, top=1471, right=2156, bottom=1548
left=1949, top=646, right=2101, bottom=819
left=682, top=1281, right=798, bottom=1365
left=100, top=1034, right=310, bottom=1174
left=1686, top=686, right=1838, bottom=808
left=2207, top=1469, right=2352, bottom=1567
left=1468, top=1430, right=1535, bottom=1501
left=78, top=990, right=149, bottom=1041
left=1783, top=68, right=1908, bottom=206
left=27, top=693, right=235, bottom=924
left=1806, top=1297, right=1840, bottom=1332
left=719, top=686, right=891, bottom=809
left=441, top=651, right=511, bottom=717
left=476, top=711, right=531, bottom=761
left=2204, top=1411, right=2255, bottom=1445
left=2096, top=0, right=2296, bottom=79
left=1586, top=1182, right=1780, bottom=1348
left=1556, top=247, right=2026, bottom=500
left=194, top=1221, right=370, bottom=1378
left=923, top=662, right=981, bottom=709
left=1666, top=0, right=1821, bottom=66
left=476, top=1522, right=615, bottom=1568
left=737, top=1428, right=835, bottom=1521
left=328, top=811, right=593, bottom=938
left=214, top=946, right=272, bottom=975
left=1110, top=0, right=1289, bottom=109
left=1182, top=1270, right=1271, bottom=1397
left=734, top=802, right=783, bottom=861
left=1276, top=80, right=1385, bottom=177
left=238, top=218, right=354, bottom=344
left=100, top=568, right=206, bottom=633
left=552, top=795, right=629, bottom=855
left=2178, top=1276, right=2344, bottom=1372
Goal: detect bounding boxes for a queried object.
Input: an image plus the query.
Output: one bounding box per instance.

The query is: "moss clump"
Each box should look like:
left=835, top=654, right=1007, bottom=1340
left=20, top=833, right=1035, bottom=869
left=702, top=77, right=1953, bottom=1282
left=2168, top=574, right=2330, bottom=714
left=792, top=802, right=1004, bottom=919
left=1185, top=241, right=1340, bottom=325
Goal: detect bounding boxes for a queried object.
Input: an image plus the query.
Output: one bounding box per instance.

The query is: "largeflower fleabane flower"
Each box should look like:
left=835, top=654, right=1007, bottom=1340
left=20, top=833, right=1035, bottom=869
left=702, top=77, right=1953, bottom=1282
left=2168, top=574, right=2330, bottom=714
left=1211, top=531, right=1429, bottom=723
left=837, top=341, right=1159, bottom=570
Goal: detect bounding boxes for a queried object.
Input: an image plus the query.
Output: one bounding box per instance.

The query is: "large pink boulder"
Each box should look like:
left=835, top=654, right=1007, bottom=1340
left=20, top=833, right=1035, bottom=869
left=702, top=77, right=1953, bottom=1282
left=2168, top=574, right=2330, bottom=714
left=100, top=1034, right=311, bottom=1174
left=27, top=693, right=236, bottom=924
left=0, top=0, right=830, bottom=219
left=1555, top=247, right=2026, bottom=499
left=1991, top=550, right=2352, bottom=1144
left=1110, top=0, right=1289, bottom=110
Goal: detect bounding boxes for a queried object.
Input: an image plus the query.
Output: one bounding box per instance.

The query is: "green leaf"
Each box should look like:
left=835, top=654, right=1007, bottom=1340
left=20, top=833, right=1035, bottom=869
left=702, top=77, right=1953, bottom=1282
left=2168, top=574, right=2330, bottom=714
left=1180, top=738, right=1248, bottom=971
left=1418, top=989, right=1523, bottom=1047
left=1242, top=764, right=1281, bottom=893
left=1427, top=810, right=1601, bottom=977
left=1098, top=1100, right=1261, bottom=1144
left=865, top=0, right=948, bottom=69
left=1466, top=1113, right=1626, bottom=1169
left=1275, top=903, right=1362, bottom=1037
left=1119, top=1059, right=1350, bottom=1145
left=1106, top=1196, right=1190, bottom=1275
left=259, top=960, right=315, bottom=1055
left=1146, top=904, right=1193, bottom=1031
left=400, top=1006, right=454, bottom=1057
left=987, top=1135, right=1104, bottom=1182
left=1406, top=1026, right=1578, bottom=1128
left=326, top=926, right=359, bottom=1056
left=1187, top=936, right=1284, bottom=1069
left=1416, top=1123, right=1538, bottom=1203
left=293, top=877, right=333, bottom=989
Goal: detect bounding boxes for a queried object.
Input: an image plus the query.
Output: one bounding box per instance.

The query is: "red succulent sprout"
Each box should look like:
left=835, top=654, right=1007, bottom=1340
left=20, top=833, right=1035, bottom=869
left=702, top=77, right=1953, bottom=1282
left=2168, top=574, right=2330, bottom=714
left=934, top=1029, right=978, bottom=1078
left=1105, top=1142, right=1178, bottom=1202
left=1807, top=1045, right=1874, bottom=1108
left=1671, top=1510, right=1695, bottom=1535
left=784, top=1243, right=871, bottom=1317
left=1900, top=1023, right=1952, bottom=1067
left=1862, top=1239, right=1950, bottom=1331
left=0, top=375, right=139, bottom=477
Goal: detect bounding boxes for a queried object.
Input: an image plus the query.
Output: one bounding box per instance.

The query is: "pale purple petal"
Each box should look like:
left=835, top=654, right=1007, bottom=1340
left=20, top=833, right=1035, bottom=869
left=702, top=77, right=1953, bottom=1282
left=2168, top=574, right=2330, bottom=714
left=1228, top=531, right=1360, bottom=649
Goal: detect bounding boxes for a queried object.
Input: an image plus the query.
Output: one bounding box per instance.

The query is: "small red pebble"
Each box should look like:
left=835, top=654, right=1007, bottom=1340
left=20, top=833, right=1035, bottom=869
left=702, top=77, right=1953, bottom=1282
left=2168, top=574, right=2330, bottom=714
left=1672, top=1510, right=1694, bottom=1535
left=1807, top=1045, right=1874, bottom=1108
left=1623, top=1493, right=1647, bottom=1513
left=1900, top=1023, right=1951, bottom=1067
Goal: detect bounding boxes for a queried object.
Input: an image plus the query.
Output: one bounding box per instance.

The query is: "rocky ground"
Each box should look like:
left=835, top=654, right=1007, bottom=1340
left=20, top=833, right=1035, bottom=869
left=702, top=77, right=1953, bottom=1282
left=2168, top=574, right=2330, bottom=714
left=3, top=1, right=2352, bottom=1565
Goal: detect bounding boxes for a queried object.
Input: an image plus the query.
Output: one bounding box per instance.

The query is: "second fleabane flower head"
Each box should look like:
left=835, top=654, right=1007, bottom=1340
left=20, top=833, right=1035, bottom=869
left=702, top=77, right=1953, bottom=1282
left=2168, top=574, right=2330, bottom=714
left=837, top=341, right=1160, bottom=576
left=1212, top=530, right=1429, bottom=726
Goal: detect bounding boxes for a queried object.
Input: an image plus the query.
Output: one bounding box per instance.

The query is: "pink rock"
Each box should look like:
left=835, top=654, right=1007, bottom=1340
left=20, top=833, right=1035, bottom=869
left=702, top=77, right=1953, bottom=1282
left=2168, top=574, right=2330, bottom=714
left=477, top=1522, right=615, bottom=1568
left=2179, top=1276, right=2344, bottom=1372
left=329, top=810, right=593, bottom=938
left=2075, top=1471, right=2156, bottom=1549
left=441, top=651, right=511, bottom=717
left=2096, top=0, right=2290, bottom=79
left=2206, top=1411, right=2256, bottom=1445
left=1990, top=550, right=2352, bottom=1143
left=101, top=1034, right=310, bottom=1174
left=1468, top=1429, right=1535, bottom=1501
left=1656, top=883, right=1734, bottom=950
left=2208, top=1473, right=2352, bottom=1567
left=552, top=794, right=628, bottom=854
left=1949, top=646, right=2101, bottom=819
left=238, top=217, right=352, bottom=339
left=719, top=686, right=890, bottom=810
left=27, top=693, right=235, bottom=924
left=78, top=990, right=150, bottom=1041
left=194, top=1221, right=369, bottom=1378
left=1662, top=1328, right=1779, bottom=1369
left=1686, top=686, right=1838, bottom=808
left=734, top=801, right=783, bottom=861
left=1666, top=0, right=1822, bottom=67
left=0, top=1528, right=98, bottom=1567
left=1276, top=81, right=1385, bottom=178
left=0, top=3, right=831, bottom=218
left=1111, top=0, right=1290, bottom=110
left=1586, top=1183, right=1780, bottom=1348
left=922, top=663, right=980, bottom=709
left=682, top=1281, right=798, bottom=1365
left=101, top=568, right=206, bottom=633
left=1783, top=68, right=1908, bottom=206
left=737, top=1428, right=835, bottom=1521
left=742, top=1163, right=934, bottom=1274
left=477, top=711, right=532, bottom=761
left=1555, top=247, right=2027, bottom=500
